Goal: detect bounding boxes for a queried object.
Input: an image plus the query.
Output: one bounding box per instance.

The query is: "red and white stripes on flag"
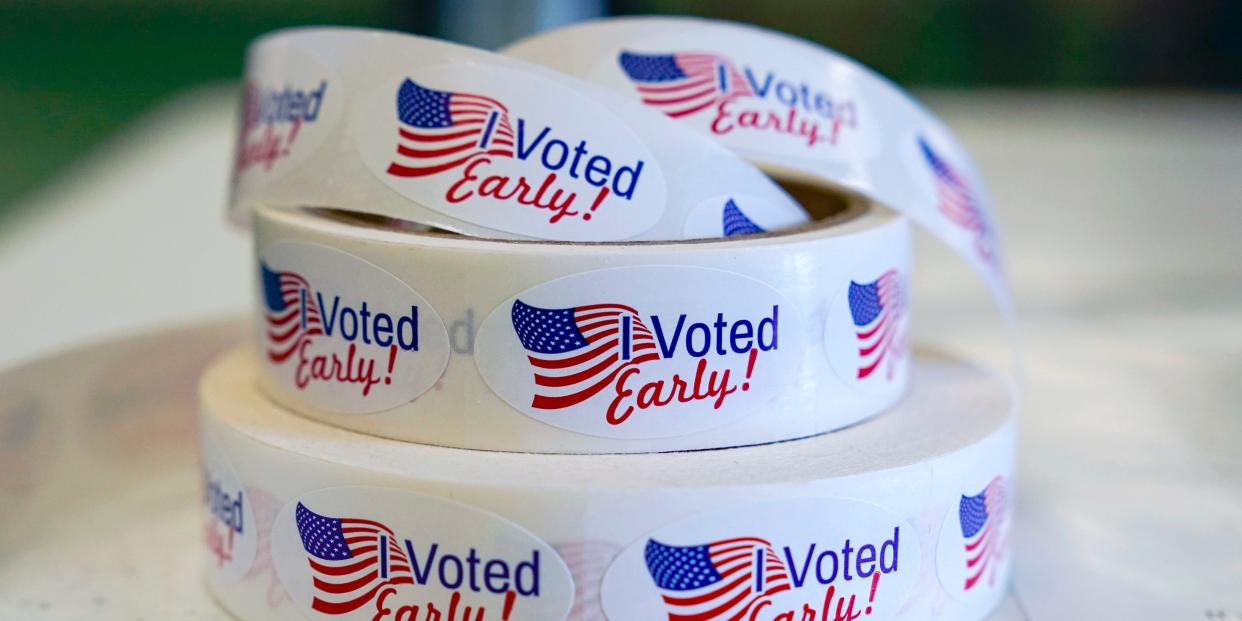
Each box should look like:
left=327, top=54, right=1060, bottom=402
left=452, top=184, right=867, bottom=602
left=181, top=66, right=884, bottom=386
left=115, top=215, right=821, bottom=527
left=510, top=300, right=661, bottom=410
left=645, top=537, right=792, bottom=621
left=264, top=269, right=323, bottom=364
left=386, top=78, right=515, bottom=178
left=618, top=51, right=754, bottom=119
left=294, top=503, right=415, bottom=616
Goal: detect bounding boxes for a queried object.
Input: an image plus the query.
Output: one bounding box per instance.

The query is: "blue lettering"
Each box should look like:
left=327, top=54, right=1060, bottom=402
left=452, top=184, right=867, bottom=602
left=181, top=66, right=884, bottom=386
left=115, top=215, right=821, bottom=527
left=483, top=559, right=509, bottom=593
left=317, top=293, right=340, bottom=336
left=541, top=139, right=570, bottom=170
left=686, top=323, right=710, bottom=357
left=251, top=80, right=327, bottom=125
left=649, top=307, right=779, bottom=358
left=738, top=66, right=852, bottom=123
left=379, top=535, right=389, bottom=578
left=881, top=527, right=899, bottom=573
left=406, top=540, right=438, bottom=586
left=340, top=307, right=358, bottom=340
left=300, top=289, right=308, bottom=331
left=777, top=528, right=900, bottom=588
left=204, top=477, right=244, bottom=534
left=730, top=319, right=754, bottom=353
left=757, top=305, right=778, bottom=351
left=374, top=313, right=393, bottom=347
left=310, top=293, right=419, bottom=351
left=754, top=547, right=765, bottom=591
left=650, top=313, right=685, bottom=359
left=775, top=81, right=799, bottom=107
left=400, top=540, right=542, bottom=596
left=515, top=119, right=549, bottom=160
left=511, top=119, right=644, bottom=200
left=856, top=543, right=877, bottom=578
left=584, top=154, right=611, bottom=187
left=397, top=306, right=419, bottom=352
left=784, top=544, right=812, bottom=588
left=818, top=548, right=840, bottom=584
left=621, top=314, right=632, bottom=361
left=439, top=554, right=464, bottom=589
left=478, top=110, right=499, bottom=148
left=612, top=160, right=642, bottom=199
left=745, top=67, right=774, bottom=98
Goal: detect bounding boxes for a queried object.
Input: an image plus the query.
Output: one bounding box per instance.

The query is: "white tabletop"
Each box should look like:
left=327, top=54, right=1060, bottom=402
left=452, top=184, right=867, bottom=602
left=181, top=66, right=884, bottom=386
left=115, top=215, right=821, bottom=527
left=1, top=87, right=1239, bottom=619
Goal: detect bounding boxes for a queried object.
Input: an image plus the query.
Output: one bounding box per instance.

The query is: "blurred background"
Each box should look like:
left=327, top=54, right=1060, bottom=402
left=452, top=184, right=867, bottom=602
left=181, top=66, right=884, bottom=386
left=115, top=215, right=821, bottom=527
left=2, top=3, right=1240, bottom=618
left=2, top=0, right=1240, bottom=219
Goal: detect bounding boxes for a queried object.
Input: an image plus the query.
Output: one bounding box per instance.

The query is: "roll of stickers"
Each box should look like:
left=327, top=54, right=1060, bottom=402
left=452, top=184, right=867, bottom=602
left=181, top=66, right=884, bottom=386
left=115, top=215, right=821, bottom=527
left=503, top=17, right=1011, bottom=312
left=252, top=197, right=911, bottom=453
left=201, top=347, right=1017, bottom=621
left=230, top=27, right=811, bottom=242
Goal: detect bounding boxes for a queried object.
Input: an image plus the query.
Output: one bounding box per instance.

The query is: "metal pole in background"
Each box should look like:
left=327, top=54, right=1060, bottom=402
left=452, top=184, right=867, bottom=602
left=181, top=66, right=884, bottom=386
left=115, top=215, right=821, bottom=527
left=433, top=0, right=605, bottom=49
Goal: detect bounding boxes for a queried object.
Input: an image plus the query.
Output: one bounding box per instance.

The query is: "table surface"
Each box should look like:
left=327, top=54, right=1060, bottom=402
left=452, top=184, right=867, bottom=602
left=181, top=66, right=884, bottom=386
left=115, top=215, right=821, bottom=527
left=1, top=87, right=1239, bottom=620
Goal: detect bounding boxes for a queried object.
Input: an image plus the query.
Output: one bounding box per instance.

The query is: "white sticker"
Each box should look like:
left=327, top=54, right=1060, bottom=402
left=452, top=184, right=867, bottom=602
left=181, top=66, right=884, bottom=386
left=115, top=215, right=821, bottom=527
left=475, top=266, right=802, bottom=439
left=257, top=241, right=450, bottom=414
left=901, top=124, right=999, bottom=270
left=823, top=263, right=910, bottom=397
left=355, top=64, right=668, bottom=241
left=201, top=432, right=258, bottom=584
left=602, top=498, right=920, bottom=621
left=271, top=487, right=574, bottom=621
left=682, top=194, right=807, bottom=239
left=936, top=470, right=1013, bottom=602
left=234, top=47, right=341, bottom=190
left=587, top=31, right=880, bottom=170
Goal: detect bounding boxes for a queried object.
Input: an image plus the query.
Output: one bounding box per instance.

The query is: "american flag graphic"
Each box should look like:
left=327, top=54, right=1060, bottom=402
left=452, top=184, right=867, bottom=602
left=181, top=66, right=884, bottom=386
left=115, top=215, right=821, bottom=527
left=262, top=262, right=323, bottom=364
left=721, top=199, right=765, bottom=237
left=918, top=137, right=994, bottom=263
left=510, top=300, right=661, bottom=410
left=847, top=270, right=905, bottom=380
left=618, top=51, right=754, bottom=119
left=959, top=476, right=1007, bottom=591
left=294, top=503, right=415, bottom=616
left=644, top=537, right=791, bottom=621
left=386, top=78, right=515, bottom=178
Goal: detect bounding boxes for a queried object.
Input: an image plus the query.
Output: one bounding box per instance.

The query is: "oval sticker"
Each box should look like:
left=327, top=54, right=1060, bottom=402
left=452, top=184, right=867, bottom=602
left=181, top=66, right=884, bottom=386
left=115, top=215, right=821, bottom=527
left=601, top=498, right=920, bottom=621
left=355, top=64, right=668, bottom=241
left=938, top=474, right=1008, bottom=601
left=936, top=470, right=1013, bottom=603
left=902, top=125, right=1000, bottom=269
left=475, top=266, right=802, bottom=439
left=256, top=241, right=450, bottom=414
left=585, top=29, right=881, bottom=169
left=271, top=486, right=574, bottom=621
left=823, top=262, right=910, bottom=398
left=201, top=431, right=257, bottom=584
left=234, top=47, right=342, bottom=190
left=682, top=194, right=808, bottom=239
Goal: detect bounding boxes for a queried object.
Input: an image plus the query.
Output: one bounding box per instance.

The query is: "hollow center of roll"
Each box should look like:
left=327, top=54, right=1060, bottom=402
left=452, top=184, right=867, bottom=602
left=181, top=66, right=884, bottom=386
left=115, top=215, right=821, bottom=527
left=775, top=178, right=856, bottom=224
left=297, top=178, right=863, bottom=245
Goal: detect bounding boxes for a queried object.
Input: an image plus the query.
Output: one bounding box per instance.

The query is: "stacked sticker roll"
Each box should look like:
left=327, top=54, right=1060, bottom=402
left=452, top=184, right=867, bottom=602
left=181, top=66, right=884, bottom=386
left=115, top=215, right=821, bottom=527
left=205, top=17, right=1019, bottom=621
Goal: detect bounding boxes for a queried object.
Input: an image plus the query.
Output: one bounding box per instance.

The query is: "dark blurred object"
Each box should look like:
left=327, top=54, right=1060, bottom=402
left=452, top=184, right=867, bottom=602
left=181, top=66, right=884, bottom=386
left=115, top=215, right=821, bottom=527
left=0, top=1, right=404, bottom=220
left=616, top=0, right=1242, bottom=87
left=2, top=0, right=1239, bottom=219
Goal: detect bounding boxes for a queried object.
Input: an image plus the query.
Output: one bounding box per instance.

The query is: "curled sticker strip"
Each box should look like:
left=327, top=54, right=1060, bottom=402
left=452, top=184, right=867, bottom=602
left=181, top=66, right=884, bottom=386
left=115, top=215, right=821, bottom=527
left=200, top=347, right=1017, bottom=621
left=503, top=16, right=1012, bottom=313
left=230, top=27, right=809, bottom=242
